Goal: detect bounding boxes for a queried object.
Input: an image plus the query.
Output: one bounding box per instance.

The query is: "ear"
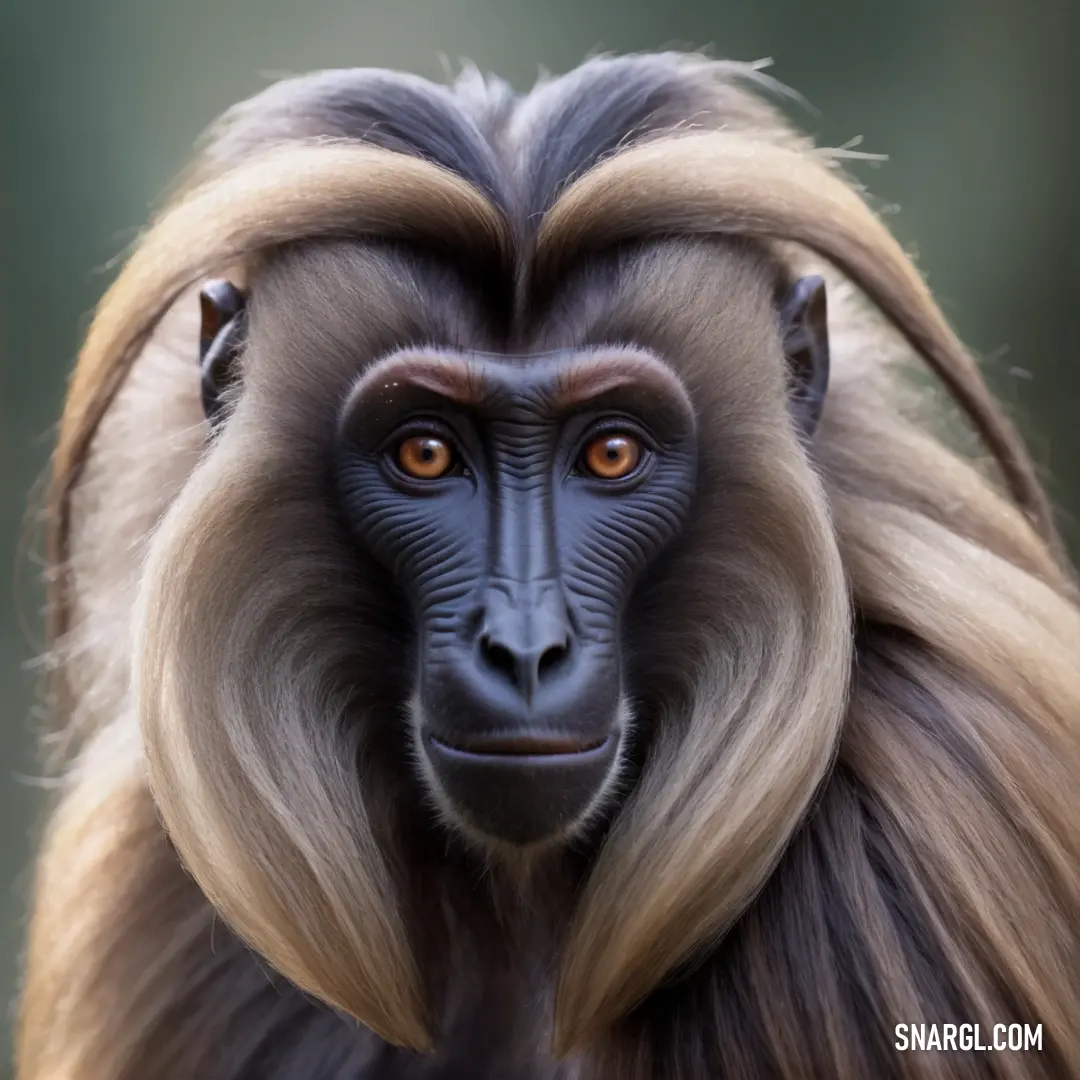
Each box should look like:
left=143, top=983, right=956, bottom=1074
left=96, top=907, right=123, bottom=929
left=779, top=275, right=830, bottom=440
left=198, top=279, right=248, bottom=426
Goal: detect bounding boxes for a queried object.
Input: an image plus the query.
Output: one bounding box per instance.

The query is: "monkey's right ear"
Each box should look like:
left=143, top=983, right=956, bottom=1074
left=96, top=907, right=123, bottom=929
left=198, top=279, right=248, bottom=426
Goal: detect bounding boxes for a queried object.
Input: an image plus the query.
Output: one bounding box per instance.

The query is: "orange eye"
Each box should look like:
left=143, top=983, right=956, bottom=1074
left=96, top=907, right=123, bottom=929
left=582, top=433, right=643, bottom=480
left=397, top=435, right=455, bottom=479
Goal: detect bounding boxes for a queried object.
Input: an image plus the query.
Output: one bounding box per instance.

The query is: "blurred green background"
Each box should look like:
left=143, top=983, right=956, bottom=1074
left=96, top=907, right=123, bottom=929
left=1, top=0, right=1076, bottom=1073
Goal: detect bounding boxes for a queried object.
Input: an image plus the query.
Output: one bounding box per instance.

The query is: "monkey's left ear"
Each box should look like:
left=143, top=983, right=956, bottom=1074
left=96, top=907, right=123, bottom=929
left=198, top=279, right=248, bottom=427
left=780, top=275, right=830, bottom=440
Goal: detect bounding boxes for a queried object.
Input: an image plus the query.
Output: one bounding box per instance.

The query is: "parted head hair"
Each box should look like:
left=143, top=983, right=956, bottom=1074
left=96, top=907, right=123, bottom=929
left=18, top=52, right=1080, bottom=1080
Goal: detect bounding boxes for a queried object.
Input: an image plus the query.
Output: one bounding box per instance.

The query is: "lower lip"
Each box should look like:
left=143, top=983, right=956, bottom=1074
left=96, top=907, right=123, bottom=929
left=426, top=733, right=613, bottom=761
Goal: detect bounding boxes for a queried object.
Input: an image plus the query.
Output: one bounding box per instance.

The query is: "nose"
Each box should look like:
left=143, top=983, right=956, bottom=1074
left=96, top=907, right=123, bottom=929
left=475, top=584, right=574, bottom=702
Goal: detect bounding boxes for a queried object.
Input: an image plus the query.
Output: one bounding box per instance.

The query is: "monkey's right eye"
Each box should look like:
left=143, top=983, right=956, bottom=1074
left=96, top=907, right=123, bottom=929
left=396, top=435, right=457, bottom=480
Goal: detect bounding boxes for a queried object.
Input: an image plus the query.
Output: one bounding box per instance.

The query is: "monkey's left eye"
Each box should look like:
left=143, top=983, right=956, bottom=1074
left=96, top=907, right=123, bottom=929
left=396, top=435, right=458, bottom=480
left=579, top=433, right=644, bottom=480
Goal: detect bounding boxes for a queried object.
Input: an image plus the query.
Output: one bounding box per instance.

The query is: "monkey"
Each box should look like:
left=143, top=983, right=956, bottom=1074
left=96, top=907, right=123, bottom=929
left=14, top=51, right=1080, bottom=1080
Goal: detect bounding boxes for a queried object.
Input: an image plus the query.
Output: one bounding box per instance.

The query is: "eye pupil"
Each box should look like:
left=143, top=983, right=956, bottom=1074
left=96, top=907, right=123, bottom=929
left=582, top=433, right=642, bottom=479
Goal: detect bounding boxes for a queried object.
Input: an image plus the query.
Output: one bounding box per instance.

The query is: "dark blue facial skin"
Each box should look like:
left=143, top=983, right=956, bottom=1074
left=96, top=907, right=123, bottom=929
left=335, top=348, right=698, bottom=845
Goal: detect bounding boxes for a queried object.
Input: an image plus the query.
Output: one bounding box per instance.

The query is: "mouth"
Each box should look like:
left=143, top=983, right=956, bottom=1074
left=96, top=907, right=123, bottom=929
left=427, top=731, right=612, bottom=758
left=422, top=729, right=620, bottom=845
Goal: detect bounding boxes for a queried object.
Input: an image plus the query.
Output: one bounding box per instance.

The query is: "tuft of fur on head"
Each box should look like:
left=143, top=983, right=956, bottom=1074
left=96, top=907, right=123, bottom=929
left=20, top=51, right=1080, bottom=1080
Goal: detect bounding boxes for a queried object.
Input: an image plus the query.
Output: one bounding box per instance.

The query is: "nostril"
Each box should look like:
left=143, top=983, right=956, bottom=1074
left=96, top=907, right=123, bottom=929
left=478, top=629, right=574, bottom=695
left=480, top=636, right=519, bottom=686
left=537, top=640, right=570, bottom=680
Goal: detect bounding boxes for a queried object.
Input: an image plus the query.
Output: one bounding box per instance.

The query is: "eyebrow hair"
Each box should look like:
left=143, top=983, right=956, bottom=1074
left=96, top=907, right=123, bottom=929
left=348, top=351, right=493, bottom=408
left=351, top=347, right=695, bottom=417
left=551, top=348, right=694, bottom=413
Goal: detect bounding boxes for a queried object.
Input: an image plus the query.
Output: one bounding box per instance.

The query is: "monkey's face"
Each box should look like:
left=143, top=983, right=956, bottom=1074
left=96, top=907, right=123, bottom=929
left=334, top=348, right=697, bottom=845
